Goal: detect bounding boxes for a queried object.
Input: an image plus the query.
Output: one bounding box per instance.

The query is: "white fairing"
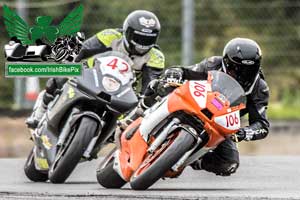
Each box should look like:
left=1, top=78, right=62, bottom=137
left=4, top=43, right=20, bottom=57
left=214, top=110, right=241, bottom=131
left=189, top=81, right=211, bottom=109
left=92, top=69, right=100, bottom=87
left=97, top=56, right=133, bottom=85
left=140, top=98, right=170, bottom=141
left=26, top=45, right=47, bottom=56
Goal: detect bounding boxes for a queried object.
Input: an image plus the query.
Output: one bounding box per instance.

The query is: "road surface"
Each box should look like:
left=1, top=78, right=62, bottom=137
left=0, top=156, right=300, bottom=199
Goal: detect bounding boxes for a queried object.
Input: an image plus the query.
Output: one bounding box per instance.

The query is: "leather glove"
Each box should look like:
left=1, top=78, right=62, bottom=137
left=233, top=127, right=255, bottom=142
left=156, top=67, right=183, bottom=97
left=161, top=67, right=183, bottom=83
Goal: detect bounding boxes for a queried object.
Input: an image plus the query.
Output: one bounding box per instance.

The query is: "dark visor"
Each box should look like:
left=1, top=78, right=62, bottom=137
left=126, top=29, right=158, bottom=46
left=227, top=63, right=259, bottom=91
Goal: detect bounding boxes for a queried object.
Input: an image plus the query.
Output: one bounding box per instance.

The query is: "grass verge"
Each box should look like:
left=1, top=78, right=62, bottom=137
left=268, top=103, right=300, bottom=120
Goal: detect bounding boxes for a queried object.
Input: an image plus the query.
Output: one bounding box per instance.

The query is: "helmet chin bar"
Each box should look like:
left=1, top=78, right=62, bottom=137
left=222, top=59, right=258, bottom=95
left=123, top=37, right=152, bottom=56
left=131, top=40, right=152, bottom=55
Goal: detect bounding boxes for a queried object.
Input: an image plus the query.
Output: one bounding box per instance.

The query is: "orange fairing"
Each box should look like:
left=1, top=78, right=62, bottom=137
left=167, top=73, right=245, bottom=148
left=167, top=82, right=200, bottom=114
left=118, top=117, right=148, bottom=181
left=167, top=72, right=213, bottom=114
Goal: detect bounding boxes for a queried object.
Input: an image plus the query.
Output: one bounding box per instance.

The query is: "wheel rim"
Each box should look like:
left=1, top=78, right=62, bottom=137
left=132, top=133, right=178, bottom=179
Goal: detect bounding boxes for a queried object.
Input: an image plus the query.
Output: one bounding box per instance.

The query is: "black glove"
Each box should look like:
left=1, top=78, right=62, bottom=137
left=233, top=127, right=255, bottom=142
left=161, top=67, right=183, bottom=83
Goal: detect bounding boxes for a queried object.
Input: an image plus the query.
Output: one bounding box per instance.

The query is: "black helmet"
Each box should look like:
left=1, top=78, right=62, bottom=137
left=222, top=38, right=262, bottom=94
left=123, top=10, right=160, bottom=55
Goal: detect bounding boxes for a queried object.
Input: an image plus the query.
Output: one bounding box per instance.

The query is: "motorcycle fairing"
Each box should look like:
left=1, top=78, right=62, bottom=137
left=115, top=117, right=148, bottom=181
left=34, top=123, right=58, bottom=169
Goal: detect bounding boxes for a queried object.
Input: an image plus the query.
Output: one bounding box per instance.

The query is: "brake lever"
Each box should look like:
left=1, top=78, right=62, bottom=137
left=163, top=78, right=183, bottom=87
left=164, top=82, right=183, bottom=87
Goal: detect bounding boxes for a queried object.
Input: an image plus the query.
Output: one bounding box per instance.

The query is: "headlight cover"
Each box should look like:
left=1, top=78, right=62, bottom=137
left=102, top=76, right=121, bottom=92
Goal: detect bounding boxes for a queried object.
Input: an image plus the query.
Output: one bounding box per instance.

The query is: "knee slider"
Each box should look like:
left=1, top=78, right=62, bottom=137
left=43, top=93, right=54, bottom=105
left=215, top=162, right=239, bottom=176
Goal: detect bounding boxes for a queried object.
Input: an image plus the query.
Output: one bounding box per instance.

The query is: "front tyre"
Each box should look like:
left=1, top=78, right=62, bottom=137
left=48, top=117, right=97, bottom=183
left=130, top=131, right=195, bottom=190
left=24, top=148, right=48, bottom=182
left=96, top=147, right=127, bottom=188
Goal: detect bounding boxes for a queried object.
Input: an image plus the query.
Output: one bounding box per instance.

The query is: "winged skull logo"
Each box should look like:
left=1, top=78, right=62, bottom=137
left=3, top=4, right=83, bottom=45
left=139, top=17, right=156, bottom=28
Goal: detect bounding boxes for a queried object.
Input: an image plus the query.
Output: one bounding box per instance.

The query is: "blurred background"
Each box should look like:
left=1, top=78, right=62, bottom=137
left=0, top=0, right=299, bottom=157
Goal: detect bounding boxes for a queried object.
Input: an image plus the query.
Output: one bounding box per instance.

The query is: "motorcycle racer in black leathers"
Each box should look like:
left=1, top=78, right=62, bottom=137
left=26, top=10, right=165, bottom=129
left=143, top=37, right=270, bottom=176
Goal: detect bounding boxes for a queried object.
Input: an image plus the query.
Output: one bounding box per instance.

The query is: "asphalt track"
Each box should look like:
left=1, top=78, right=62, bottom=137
left=0, top=156, right=300, bottom=199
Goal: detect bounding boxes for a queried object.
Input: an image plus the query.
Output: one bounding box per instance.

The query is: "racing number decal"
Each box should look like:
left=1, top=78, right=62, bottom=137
left=107, top=58, right=118, bottom=69
left=189, top=81, right=208, bottom=109
left=98, top=56, right=133, bottom=85
left=106, top=58, right=129, bottom=73
left=193, top=82, right=206, bottom=97
left=225, top=112, right=239, bottom=128
left=214, top=110, right=241, bottom=130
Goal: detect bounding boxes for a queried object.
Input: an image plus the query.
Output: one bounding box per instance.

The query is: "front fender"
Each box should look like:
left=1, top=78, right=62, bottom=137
left=69, top=111, right=102, bottom=136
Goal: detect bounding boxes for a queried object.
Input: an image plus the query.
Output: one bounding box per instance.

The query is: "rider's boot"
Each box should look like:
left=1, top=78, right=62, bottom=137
left=190, top=159, right=203, bottom=170
left=117, top=105, right=145, bottom=131
left=25, top=90, right=47, bottom=129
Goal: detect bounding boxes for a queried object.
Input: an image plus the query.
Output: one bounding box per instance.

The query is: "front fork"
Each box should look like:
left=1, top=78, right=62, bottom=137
left=147, top=118, right=180, bottom=154
left=172, top=128, right=214, bottom=171
left=146, top=117, right=210, bottom=172
left=171, top=129, right=205, bottom=171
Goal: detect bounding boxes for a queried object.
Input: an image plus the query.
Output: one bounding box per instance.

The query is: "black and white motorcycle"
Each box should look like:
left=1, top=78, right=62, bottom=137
left=24, top=51, right=138, bottom=183
left=4, top=32, right=85, bottom=62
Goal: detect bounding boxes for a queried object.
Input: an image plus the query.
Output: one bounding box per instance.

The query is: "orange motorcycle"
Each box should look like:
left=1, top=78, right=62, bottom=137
left=96, top=70, right=246, bottom=190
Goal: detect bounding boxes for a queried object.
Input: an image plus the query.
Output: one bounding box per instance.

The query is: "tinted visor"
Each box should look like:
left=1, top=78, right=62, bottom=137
left=225, top=60, right=259, bottom=92
left=126, top=28, right=158, bottom=47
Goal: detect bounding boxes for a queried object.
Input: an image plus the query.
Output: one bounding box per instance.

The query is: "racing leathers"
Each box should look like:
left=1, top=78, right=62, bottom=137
left=26, top=28, right=165, bottom=128
left=147, top=55, right=270, bottom=176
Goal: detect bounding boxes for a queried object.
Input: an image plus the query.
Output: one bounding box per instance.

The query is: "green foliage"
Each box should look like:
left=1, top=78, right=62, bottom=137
left=268, top=103, right=300, bottom=120
left=0, top=0, right=299, bottom=119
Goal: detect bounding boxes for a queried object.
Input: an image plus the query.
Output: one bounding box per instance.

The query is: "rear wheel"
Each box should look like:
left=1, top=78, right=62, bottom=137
left=48, top=117, right=97, bottom=183
left=96, top=147, right=127, bottom=188
left=24, top=148, right=48, bottom=182
left=130, top=131, right=195, bottom=190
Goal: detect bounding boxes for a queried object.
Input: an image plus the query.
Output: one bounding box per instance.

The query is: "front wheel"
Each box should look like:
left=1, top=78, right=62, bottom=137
left=24, top=148, right=48, bottom=182
left=96, top=147, right=127, bottom=188
left=48, top=117, right=97, bottom=183
left=130, top=131, right=195, bottom=190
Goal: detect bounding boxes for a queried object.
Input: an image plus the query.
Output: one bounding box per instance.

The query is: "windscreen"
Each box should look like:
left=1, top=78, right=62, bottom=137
left=210, top=71, right=246, bottom=107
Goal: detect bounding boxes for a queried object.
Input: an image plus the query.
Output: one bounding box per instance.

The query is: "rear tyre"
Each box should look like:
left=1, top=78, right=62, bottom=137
left=130, top=131, right=195, bottom=190
left=48, top=117, right=97, bottom=183
left=24, top=148, right=48, bottom=182
left=96, top=148, right=126, bottom=188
